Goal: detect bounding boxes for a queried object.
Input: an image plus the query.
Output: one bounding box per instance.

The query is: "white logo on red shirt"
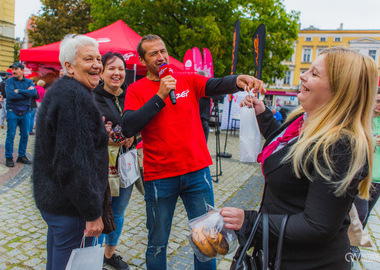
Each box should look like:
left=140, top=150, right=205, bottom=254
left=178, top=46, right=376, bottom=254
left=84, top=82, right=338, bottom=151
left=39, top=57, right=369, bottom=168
left=176, top=90, right=189, bottom=100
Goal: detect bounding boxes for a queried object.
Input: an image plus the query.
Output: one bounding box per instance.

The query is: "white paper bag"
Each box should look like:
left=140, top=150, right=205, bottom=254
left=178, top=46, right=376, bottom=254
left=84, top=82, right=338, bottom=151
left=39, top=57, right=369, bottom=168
left=239, top=106, right=262, bottom=162
left=118, top=148, right=140, bottom=188
left=348, top=204, right=372, bottom=247
left=65, top=236, right=105, bottom=270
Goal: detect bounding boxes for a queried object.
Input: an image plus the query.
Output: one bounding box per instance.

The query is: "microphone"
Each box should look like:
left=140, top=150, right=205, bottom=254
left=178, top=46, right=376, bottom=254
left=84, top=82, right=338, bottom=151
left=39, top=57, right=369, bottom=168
left=158, top=63, right=176, bottom=105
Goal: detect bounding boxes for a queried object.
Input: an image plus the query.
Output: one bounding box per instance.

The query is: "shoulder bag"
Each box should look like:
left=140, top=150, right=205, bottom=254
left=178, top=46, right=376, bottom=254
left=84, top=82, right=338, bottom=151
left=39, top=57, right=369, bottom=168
left=230, top=213, right=289, bottom=270
left=102, top=183, right=116, bottom=234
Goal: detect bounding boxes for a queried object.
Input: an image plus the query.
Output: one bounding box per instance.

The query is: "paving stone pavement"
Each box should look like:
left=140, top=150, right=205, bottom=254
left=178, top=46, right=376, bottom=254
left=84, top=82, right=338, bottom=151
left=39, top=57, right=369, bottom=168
left=0, top=125, right=380, bottom=269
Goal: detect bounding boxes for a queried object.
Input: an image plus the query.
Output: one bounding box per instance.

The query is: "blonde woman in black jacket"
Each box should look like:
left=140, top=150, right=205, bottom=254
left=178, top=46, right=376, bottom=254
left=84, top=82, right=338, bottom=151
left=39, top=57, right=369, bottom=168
left=221, top=47, right=378, bottom=270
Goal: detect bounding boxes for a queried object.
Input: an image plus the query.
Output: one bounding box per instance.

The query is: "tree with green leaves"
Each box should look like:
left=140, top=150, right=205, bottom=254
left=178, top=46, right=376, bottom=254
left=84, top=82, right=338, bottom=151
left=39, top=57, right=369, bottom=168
left=86, top=0, right=299, bottom=80
left=28, top=0, right=93, bottom=47
left=14, top=42, right=20, bottom=62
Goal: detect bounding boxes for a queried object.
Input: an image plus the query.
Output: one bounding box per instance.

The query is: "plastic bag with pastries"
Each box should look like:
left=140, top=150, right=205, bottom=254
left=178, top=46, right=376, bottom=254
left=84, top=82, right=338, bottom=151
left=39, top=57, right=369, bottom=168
left=188, top=205, right=238, bottom=262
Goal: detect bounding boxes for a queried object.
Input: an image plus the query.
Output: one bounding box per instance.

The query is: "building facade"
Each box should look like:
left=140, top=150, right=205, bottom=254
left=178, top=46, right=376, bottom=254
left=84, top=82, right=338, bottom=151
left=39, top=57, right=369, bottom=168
left=266, top=25, right=380, bottom=108
left=0, top=0, right=15, bottom=72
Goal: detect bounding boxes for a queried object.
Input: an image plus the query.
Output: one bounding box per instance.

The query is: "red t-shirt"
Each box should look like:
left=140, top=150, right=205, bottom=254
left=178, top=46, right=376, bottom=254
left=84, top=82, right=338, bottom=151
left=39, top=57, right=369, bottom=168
left=125, top=73, right=212, bottom=181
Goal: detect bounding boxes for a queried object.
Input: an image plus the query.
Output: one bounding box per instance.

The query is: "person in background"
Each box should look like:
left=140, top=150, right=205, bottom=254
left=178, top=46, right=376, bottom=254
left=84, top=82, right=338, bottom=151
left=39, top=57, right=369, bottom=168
left=197, top=70, right=211, bottom=142
left=28, top=83, right=40, bottom=135
left=5, top=63, right=37, bottom=167
left=221, top=47, right=377, bottom=269
left=92, top=51, right=134, bottom=270
left=121, top=34, right=265, bottom=270
left=352, top=87, right=380, bottom=259
left=0, top=72, right=11, bottom=129
left=271, top=107, right=282, bottom=124
left=35, top=79, right=46, bottom=106
left=32, top=34, right=109, bottom=270
left=0, top=93, right=4, bottom=129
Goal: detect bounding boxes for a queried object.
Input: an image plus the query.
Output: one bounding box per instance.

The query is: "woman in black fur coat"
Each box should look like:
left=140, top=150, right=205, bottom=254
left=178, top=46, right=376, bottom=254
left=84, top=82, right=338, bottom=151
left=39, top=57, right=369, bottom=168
left=32, top=34, right=109, bottom=270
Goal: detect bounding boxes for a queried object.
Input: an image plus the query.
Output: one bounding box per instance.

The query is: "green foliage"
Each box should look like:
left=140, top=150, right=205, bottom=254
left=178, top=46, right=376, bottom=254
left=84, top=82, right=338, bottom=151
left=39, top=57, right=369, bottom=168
left=28, top=0, right=93, bottom=47
left=87, top=0, right=299, bottom=80
left=14, top=42, right=20, bottom=62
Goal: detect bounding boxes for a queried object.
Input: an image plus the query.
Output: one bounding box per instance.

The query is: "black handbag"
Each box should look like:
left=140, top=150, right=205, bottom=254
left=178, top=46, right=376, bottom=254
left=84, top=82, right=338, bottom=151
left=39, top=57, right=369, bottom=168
left=230, top=213, right=289, bottom=270
left=101, top=182, right=116, bottom=234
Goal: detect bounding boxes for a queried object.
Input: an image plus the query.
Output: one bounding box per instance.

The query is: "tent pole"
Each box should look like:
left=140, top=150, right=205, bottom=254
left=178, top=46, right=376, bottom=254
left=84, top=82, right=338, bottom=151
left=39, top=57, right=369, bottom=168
left=133, top=64, right=136, bottom=82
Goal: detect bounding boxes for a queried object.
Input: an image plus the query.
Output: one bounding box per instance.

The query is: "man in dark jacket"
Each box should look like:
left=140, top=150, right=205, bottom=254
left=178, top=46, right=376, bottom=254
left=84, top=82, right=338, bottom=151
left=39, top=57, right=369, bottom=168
left=4, top=63, right=37, bottom=167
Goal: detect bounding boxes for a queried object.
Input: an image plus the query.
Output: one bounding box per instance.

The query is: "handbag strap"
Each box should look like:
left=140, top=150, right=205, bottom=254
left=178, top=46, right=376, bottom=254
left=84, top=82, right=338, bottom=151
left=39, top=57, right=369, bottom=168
left=234, top=212, right=263, bottom=269
left=273, top=215, right=289, bottom=270
left=262, top=213, right=269, bottom=270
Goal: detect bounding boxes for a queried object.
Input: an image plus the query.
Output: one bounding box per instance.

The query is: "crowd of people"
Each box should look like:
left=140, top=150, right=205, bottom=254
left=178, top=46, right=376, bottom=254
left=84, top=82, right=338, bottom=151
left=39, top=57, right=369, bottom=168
left=1, top=32, right=379, bottom=270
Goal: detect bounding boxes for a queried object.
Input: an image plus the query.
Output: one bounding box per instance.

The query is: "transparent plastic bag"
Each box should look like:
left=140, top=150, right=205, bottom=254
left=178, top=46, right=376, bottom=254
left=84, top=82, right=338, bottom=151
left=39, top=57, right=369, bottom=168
left=188, top=205, right=238, bottom=262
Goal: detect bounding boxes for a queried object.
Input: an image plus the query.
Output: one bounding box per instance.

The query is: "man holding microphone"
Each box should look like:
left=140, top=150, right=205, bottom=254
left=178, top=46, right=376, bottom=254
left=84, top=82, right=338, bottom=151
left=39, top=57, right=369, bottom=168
left=121, top=34, right=265, bottom=269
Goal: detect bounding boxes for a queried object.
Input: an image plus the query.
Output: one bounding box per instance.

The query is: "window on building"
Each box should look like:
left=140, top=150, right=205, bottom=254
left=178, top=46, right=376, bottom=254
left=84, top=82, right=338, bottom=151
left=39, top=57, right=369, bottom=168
left=320, top=37, right=326, bottom=42
left=369, top=50, right=377, bottom=60
left=305, top=37, right=312, bottom=42
left=317, top=47, right=328, bottom=56
left=302, top=48, right=312, bottom=62
left=334, top=37, right=341, bottom=42
left=284, top=71, right=291, bottom=85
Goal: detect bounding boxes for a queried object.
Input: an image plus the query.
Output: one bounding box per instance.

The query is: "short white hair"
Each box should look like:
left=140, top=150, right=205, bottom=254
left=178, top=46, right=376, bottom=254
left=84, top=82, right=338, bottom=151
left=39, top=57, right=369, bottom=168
left=59, top=34, right=99, bottom=74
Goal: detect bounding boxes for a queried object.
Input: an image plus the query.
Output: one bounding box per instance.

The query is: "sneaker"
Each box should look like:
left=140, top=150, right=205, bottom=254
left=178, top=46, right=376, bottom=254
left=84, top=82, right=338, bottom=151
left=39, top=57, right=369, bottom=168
left=5, top=158, right=14, bottom=167
left=16, top=156, right=32, bottom=164
left=104, top=254, right=129, bottom=270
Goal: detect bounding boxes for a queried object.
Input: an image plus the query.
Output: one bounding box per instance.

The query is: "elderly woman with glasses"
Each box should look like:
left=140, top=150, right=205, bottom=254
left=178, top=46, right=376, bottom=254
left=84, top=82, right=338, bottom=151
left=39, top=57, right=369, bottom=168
left=32, top=34, right=109, bottom=270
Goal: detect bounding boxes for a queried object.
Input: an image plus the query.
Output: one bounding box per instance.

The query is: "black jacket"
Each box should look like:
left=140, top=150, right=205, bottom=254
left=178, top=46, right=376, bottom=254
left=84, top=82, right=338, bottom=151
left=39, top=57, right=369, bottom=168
left=92, top=83, right=126, bottom=128
left=237, top=108, right=367, bottom=270
left=32, top=76, right=109, bottom=221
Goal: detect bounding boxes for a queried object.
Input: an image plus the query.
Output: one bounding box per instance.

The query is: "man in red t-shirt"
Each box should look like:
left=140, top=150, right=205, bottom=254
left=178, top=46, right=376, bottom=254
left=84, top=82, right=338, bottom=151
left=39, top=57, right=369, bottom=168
left=122, top=34, right=265, bottom=270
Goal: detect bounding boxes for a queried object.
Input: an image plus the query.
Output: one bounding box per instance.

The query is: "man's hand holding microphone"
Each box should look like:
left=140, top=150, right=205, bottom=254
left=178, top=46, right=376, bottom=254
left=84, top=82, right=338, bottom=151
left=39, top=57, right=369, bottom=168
left=157, top=63, right=177, bottom=105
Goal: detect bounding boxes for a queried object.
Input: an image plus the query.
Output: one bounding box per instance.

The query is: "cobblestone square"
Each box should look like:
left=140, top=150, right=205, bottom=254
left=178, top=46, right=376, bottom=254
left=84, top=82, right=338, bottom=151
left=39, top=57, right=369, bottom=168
left=0, top=127, right=379, bottom=269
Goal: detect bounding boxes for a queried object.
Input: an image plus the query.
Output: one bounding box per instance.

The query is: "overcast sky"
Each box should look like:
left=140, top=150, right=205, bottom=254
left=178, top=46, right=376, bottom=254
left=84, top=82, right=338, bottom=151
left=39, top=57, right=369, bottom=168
left=14, top=0, right=380, bottom=39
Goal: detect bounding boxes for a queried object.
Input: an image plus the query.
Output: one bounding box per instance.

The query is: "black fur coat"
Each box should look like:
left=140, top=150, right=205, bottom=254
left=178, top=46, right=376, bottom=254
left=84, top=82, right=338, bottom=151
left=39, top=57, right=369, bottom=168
left=32, top=76, right=109, bottom=221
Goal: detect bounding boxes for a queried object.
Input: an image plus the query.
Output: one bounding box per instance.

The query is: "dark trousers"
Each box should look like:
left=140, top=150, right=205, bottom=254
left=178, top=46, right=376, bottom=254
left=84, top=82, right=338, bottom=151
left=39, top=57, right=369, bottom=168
left=201, top=119, right=209, bottom=142
left=354, top=182, right=380, bottom=228
left=40, top=211, right=94, bottom=270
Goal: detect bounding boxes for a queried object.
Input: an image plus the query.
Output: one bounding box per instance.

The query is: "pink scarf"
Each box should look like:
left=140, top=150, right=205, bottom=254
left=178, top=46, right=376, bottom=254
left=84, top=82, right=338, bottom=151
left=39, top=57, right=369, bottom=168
left=257, top=115, right=304, bottom=175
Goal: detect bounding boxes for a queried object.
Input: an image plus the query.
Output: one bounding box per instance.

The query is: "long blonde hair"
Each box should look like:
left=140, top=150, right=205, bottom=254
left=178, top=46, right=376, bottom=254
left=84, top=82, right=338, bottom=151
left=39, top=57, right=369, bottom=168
left=286, top=47, right=378, bottom=199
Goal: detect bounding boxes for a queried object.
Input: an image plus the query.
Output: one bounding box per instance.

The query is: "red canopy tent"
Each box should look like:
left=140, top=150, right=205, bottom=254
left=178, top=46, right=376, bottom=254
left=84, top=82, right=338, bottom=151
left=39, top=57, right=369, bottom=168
left=19, top=20, right=183, bottom=79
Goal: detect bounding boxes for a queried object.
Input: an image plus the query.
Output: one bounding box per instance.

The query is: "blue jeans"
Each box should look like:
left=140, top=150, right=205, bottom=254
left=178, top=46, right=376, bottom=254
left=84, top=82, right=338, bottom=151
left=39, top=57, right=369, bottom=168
left=98, top=185, right=133, bottom=246
left=144, top=167, right=216, bottom=270
left=5, top=110, right=31, bottom=158
left=29, top=107, right=36, bottom=133
left=40, top=211, right=94, bottom=270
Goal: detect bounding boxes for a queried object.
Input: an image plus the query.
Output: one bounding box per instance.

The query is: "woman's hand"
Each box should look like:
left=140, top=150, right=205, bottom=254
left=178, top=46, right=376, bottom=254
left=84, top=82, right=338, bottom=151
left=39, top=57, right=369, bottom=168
left=220, top=207, right=245, bottom=231
left=104, top=120, right=113, bottom=133
left=85, top=216, right=104, bottom=237
left=119, top=136, right=135, bottom=148
left=239, top=95, right=266, bottom=115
